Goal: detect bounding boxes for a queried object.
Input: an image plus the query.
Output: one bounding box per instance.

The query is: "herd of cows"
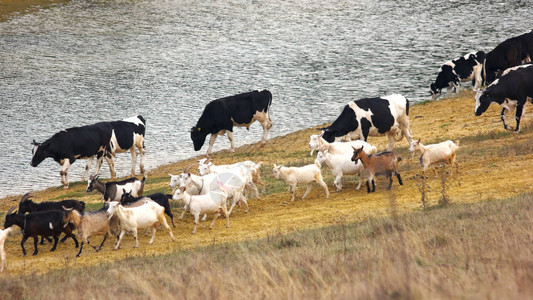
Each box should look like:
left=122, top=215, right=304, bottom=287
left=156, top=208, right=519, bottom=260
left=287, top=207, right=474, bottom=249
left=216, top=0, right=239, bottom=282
left=1, top=30, right=533, bottom=272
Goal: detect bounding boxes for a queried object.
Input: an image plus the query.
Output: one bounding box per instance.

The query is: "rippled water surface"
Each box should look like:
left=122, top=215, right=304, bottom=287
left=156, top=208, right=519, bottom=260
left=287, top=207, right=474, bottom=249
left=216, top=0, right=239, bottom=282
left=1, top=0, right=532, bottom=197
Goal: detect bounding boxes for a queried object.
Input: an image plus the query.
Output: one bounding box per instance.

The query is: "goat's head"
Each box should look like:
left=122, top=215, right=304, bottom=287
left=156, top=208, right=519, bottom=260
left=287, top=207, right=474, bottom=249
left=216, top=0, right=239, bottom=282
left=119, top=189, right=133, bottom=204
left=172, top=187, right=187, bottom=202
left=17, top=192, right=35, bottom=215
left=4, top=206, right=18, bottom=228
left=106, top=201, right=120, bottom=219
left=197, top=160, right=213, bottom=176
left=409, top=138, right=421, bottom=153
left=271, top=164, right=283, bottom=179
left=86, top=174, right=99, bottom=193
left=315, top=150, right=328, bottom=165
left=351, top=146, right=365, bottom=163
left=62, top=206, right=79, bottom=228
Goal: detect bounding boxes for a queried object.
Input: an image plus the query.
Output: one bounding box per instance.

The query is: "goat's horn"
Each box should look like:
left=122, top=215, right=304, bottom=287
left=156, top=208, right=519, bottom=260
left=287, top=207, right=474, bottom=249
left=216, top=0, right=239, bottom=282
left=21, top=192, right=33, bottom=203
left=183, top=164, right=194, bottom=173
left=62, top=205, right=73, bottom=211
left=7, top=206, right=16, bottom=215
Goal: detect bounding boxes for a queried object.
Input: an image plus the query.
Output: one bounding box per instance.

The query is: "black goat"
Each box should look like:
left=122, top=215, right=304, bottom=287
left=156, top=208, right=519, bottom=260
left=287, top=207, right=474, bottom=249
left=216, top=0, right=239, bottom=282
left=4, top=207, right=79, bottom=256
left=17, top=193, right=84, bottom=244
left=18, top=193, right=85, bottom=214
left=120, top=191, right=175, bottom=227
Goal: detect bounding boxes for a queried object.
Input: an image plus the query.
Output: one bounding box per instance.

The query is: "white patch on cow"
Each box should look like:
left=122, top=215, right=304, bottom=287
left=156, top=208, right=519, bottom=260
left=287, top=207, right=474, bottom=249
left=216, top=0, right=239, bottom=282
left=49, top=222, right=53, bottom=230
left=32, top=145, right=38, bottom=156
left=463, top=51, right=476, bottom=60
left=474, top=90, right=483, bottom=111
left=122, top=115, right=144, bottom=126
left=503, top=64, right=532, bottom=76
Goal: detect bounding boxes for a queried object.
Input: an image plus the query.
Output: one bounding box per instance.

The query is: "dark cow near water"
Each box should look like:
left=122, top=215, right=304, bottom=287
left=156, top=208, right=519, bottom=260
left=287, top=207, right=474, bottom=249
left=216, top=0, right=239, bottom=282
left=484, top=30, right=533, bottom=84
left=321, top=94, right=413, bottom=150
left=430, top=51, right=486, bottom=101
left=190, top=90, right=273, bottom=154
left=31, top=122, right=114, bottom=189
left=475, top=64, right=533, bottom=133
left=107, top=115, right=147, bottom=178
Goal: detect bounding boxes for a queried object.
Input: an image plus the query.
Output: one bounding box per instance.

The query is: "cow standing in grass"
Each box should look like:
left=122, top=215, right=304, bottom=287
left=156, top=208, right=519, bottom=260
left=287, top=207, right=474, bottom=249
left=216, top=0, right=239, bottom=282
left=31, top=122, right=114, bottom=189
left=430, top=51, right=486, bottom=101
left=190, top=90, right=273, bottom=154
left=475, top=64, right=533, bottom=133
left=321, top=94, right=412, bottom=150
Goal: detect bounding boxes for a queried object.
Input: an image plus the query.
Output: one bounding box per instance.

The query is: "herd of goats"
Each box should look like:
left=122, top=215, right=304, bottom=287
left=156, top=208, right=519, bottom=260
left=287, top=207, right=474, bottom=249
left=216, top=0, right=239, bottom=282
left=1, top=30, right=532, bottom=272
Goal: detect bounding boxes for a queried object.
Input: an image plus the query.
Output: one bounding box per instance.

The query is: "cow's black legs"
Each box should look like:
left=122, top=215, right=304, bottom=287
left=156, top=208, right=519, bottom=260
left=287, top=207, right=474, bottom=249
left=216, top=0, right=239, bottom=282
left=32, top=236, right=39, bottom=256
left=515, top=104, right=524, bottom=133
left=501, top=107, right=510, bottom=130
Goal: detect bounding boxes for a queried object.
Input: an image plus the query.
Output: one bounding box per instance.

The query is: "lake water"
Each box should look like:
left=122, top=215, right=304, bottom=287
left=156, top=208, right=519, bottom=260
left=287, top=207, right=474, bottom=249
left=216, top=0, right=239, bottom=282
left=1, top=0, right=532, bottom=198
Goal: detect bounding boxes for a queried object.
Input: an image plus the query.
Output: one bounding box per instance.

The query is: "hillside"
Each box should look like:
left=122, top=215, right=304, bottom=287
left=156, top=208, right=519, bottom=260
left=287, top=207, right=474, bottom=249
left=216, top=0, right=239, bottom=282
left=1, top=90, right=533, bottom=277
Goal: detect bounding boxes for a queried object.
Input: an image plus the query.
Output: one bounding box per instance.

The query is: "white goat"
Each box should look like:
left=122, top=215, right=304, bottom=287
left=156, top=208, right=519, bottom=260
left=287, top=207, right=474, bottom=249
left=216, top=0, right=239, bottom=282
left=172, top=187, right=229, bottom=234
left=309, top=134, right=378, bottom=156
left=0, top=226, right=14, bottom=272
left=170, top=167, right=249, bottom=217
left=272, top=161, right=329, bottom=202
left=106, top=200, right=175, bottom=249
left=316, top=150, right=364, bottom=191
left=409, top=138, right=459, bottom=177
left=197, top=158, right=265, bottom=195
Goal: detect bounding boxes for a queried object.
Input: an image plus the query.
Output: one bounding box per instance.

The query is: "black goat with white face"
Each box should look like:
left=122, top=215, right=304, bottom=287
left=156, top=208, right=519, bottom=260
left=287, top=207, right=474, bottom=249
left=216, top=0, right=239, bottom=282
left=4, top=207, right=79, bottom=256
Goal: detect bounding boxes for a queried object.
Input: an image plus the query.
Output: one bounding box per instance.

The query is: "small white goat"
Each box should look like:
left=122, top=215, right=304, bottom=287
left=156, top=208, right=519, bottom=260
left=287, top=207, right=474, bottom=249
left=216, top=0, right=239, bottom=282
left=106, top=200, right=175, bottom=249
left=409, top=138, right=459, bottom=177
left=316, top=150, right=364, bottom=191
left=172, top=187, right=229, bottom=234
left=272, top=161, right=329, bottom=202
left=0, top=226, right=14, bottom=272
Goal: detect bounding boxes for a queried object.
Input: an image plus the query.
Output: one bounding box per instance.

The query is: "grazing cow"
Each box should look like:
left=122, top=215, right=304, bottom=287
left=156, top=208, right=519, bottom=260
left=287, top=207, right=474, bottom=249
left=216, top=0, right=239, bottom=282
left=321, top=94, right=412, bottom=150
left=475, top=64, right=533, bottom=133
left=484, top=30, right=533, bottom=84
left=430, top=51, right=486, bottom=100
left=106, top=115, right=146, bottom=178
left=190, top=90, right=273, bottom=154
left=31, top=122, right=114, bottom=189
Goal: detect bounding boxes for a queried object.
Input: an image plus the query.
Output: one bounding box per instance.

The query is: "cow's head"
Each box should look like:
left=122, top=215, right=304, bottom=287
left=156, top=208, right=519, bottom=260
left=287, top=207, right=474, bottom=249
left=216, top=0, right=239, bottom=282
left=474, top=89, right=491, bottom=116
left=190, top=126, right=208, bottom=151
left=321, top=128, right=336, bottom=143
left=430, top=83, right=441, bottom=101
left=30, top=140, right=48, bottom=167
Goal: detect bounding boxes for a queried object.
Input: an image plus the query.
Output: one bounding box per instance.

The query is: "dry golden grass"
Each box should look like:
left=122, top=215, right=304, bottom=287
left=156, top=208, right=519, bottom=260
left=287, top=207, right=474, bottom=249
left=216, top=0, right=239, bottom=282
left=1, top=90, right=532, bottom=285
left=1, top=193, right=533, bottom=299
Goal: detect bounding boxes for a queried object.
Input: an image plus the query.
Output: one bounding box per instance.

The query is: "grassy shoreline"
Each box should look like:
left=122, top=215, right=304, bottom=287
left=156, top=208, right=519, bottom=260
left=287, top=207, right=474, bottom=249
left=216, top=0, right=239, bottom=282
left=0, top=0, right=68, bottom=22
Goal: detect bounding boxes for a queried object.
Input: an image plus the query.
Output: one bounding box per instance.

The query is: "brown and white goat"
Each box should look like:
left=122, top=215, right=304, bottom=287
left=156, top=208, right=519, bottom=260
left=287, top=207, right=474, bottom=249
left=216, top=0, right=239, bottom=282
left=351, top=146, right=403, bottom=193
left=68, top=207, right=120, bottom=257
left=409, top=139, right=459, bottom=177
left=272, top=161, right=329, bottom=202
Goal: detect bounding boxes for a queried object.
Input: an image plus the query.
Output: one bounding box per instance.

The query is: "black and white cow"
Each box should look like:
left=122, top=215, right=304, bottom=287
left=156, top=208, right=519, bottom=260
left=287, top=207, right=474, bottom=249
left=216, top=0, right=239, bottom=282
left=190, top=90, right=273, bottom=154
left=475, top=64, right=533, bottom=133
left=31, top=122, right=114, bottom=189
left=106, top=115, right=146, bottom=178
left=484, top=30, right=533, bottom=85
left=430, top=51, right=486, bottom=101
left=322, top=94, right=413, bottom=150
